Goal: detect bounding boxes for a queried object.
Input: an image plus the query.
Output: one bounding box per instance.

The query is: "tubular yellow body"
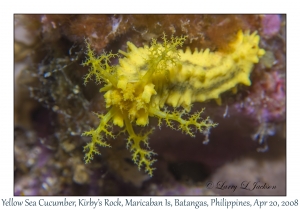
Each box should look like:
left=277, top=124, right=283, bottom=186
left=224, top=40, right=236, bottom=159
left=82, top=30, right=265, bottom=176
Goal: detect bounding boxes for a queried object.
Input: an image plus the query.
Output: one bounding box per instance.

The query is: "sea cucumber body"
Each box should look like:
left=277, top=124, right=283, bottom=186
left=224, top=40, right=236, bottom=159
left=117, top=30, right=265, bottom=111
left=83, top=30, right=265, bottom=175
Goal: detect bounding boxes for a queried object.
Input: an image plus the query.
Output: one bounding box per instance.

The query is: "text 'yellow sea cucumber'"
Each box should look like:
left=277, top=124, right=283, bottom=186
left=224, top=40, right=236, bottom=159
left=81, top=30, right=265, bottom=176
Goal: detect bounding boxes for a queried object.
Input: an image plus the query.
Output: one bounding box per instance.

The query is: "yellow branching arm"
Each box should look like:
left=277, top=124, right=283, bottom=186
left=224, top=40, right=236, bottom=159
left=149, top=107, right=218, bottom=138
left=82, top=108, right=116, bottom=163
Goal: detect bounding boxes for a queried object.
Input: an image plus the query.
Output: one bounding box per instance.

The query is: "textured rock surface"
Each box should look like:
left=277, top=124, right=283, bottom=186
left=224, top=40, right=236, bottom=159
left=14, top=14, right=286, bottom=195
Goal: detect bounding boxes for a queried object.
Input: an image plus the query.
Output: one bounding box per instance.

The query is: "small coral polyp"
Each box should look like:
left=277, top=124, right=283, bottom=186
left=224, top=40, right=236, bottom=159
left=82, top=30, right=265, bottom=176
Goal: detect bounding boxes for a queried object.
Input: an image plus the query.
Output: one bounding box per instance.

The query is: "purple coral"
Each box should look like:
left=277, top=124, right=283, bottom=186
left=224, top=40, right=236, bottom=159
left=235, top=71, right=285, bottom=123
left=261, top=15, right=281, bottom=38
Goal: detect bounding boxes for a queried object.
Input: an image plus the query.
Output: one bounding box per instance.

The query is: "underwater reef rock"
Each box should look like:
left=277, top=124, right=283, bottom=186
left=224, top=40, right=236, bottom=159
left=14, top=14, right=286, bottom=195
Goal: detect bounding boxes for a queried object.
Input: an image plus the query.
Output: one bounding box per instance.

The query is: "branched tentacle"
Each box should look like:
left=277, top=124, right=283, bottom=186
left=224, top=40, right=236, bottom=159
left=149, top=107, right=218, bottom=138
left=82, top=108, right=116, bottom=163
left=124, top=116, right=156, bottom=176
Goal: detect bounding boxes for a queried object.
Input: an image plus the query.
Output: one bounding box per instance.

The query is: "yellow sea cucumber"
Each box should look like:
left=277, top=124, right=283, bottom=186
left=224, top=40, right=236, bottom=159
left=82, top=30, right=265, bottom=176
